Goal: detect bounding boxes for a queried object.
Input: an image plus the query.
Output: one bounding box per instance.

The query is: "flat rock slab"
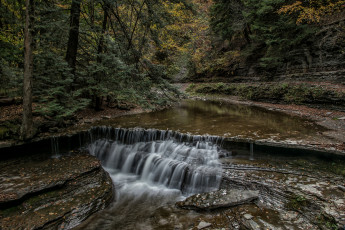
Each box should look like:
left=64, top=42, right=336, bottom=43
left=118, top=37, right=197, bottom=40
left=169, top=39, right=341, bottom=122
left=197, top=221, right=212, bottom=229
left=0, top=153, right=114, bottom=229
left=176, top=189, right=259, bottom=210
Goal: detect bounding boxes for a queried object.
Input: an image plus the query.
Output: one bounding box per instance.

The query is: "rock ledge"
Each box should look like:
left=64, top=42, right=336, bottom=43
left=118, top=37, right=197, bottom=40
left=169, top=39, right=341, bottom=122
left=0, top=153, right=114, bottom=229
left=176, top=189, right=259, bottom=210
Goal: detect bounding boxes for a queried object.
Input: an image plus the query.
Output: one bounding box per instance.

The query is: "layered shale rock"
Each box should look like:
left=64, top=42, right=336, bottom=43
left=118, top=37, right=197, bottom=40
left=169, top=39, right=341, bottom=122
left=0, top=153, right=114, bottom=230
left=176, top=189, right=259, bottom=210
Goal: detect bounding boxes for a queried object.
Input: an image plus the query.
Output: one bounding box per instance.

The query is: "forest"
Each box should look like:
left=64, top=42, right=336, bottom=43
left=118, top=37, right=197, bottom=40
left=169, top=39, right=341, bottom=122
left=1, top=0, right=202, bottom=139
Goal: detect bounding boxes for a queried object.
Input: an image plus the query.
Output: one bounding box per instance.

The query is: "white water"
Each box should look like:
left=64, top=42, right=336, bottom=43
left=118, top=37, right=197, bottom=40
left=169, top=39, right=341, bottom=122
left=50, top=136, right=61, bottom=158
left=88, top=135, right=223, bottom=196
left=81, top=128, right=223, bottom=229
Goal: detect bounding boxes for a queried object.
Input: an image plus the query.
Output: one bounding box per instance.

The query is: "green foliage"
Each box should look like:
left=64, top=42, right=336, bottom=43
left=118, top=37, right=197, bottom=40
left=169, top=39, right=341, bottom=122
left=286, top=194, right=308, bottom=210
left=317, top=213, right=338, bottom=230
left=210, top=0, right=246, bottom=39
left=33, top=49, right=90, bottom=120
left=243, top=0, right=316, bottom=72
left=209, top=0, right=317, bottom=75
left=0, top=57, right=22, bottom=94
left=0, top=0, right=24, bottom=94
left=279, top=0, right=345, bottom=24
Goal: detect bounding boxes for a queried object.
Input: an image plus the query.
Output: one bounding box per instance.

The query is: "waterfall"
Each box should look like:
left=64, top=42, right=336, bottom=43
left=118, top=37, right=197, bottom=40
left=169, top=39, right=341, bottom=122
left=50, top=136, right=61, bottom=158
left=88, top=127, right=223, bottom=196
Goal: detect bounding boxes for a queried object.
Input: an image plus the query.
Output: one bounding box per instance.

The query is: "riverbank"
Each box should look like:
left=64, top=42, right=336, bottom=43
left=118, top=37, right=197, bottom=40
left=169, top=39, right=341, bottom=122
left=177, top=82, right=345, bottom=154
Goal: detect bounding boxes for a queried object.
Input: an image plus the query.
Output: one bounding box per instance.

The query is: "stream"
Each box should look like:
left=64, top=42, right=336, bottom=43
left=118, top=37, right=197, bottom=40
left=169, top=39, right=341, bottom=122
left=94, top=100, right=328, bottom=142
left=75, top=100, right=344, bottom=229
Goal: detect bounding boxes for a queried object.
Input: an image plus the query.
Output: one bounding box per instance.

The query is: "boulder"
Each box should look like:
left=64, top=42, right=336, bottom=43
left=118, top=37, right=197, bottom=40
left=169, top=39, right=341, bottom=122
left=176, top=189, right=259, bottom=210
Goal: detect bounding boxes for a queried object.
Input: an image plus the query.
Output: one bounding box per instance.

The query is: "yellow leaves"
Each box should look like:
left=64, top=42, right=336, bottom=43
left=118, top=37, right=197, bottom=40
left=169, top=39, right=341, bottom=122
left=162, top=2, right=189, bottom=22
left=278, top=0, right=345, bottom=24
left=278, top=1, right=303, bottom=15
left=297, top=8, right=321, bottom=24
left=2, top=0, right=23, bottom=20
left=55, top=3, right=69, bottom=10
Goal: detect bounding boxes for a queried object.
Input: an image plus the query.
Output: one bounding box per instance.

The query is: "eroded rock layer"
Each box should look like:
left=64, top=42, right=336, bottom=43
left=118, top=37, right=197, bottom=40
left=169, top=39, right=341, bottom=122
left=0, top=153, right=114, bottom=230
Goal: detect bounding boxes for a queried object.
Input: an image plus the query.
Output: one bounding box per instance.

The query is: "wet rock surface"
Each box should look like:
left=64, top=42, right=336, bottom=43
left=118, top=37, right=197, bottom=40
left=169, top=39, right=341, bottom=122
left=176, top=189, right=259, bottom=210
left=217, top=157, right=345, bottom=229
left=0, top=153, right=114, bottom=230
left=155, top=155, right=344, bottom=230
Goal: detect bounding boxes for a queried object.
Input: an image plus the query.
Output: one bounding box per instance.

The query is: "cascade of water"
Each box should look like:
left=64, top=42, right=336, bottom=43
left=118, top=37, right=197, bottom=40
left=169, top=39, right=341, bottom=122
left=86, top=126, right=224, bottom=146
left=88, top=127, right=224, bottom=196
left=50, top=136, right=60, bottom=158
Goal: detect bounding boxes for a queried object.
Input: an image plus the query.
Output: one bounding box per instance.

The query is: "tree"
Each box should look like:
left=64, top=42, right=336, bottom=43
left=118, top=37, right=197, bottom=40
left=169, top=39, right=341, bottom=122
left=65, top=0, right=81, bottom=76
left=210, top=0, right=248, bottom=42
left=21, top=0, right=34, bottom=140
left=94, top=1, right=109, bottom=111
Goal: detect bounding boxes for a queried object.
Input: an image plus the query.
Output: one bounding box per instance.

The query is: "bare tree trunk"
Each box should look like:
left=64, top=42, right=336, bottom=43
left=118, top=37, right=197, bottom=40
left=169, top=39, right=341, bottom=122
left=21, top=0, right=34, bottom=140
left=65, top=0, right=81, bottom=75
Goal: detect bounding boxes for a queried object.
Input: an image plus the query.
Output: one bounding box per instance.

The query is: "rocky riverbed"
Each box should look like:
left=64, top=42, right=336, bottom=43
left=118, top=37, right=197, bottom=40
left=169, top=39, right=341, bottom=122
left=173, top=156, right=345, bottom=229
left=0, top=153, right=114, bottom=229
left=0, top=130, right=344, bottom=229
left=76, top=153, right=344, bottom=229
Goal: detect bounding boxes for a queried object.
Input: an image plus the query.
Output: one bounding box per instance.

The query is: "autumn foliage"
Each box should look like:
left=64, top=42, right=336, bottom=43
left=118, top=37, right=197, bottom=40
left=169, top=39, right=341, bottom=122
left=278, top=0, right=345, bottom=24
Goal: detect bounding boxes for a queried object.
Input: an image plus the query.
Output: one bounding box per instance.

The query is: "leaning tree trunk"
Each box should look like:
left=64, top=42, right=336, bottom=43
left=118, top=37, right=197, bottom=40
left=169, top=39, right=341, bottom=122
left=65, top=0, right=81, bottom=76
left=21, top=0, right=34, bottom=140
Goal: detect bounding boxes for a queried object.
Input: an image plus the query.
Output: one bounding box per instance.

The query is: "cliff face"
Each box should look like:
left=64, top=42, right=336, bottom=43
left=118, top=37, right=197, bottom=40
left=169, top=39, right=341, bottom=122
left=274, top=12, right=345, bottom=83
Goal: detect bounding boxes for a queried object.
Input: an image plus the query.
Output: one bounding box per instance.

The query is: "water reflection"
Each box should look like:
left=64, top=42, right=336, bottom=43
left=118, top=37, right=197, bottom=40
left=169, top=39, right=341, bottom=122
left=97, top=100, right=327, bottom=141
